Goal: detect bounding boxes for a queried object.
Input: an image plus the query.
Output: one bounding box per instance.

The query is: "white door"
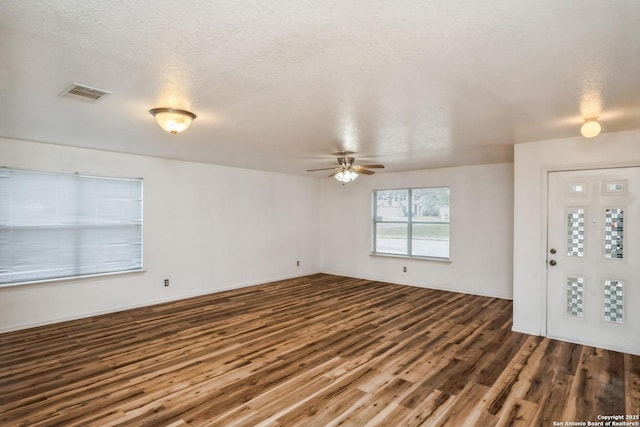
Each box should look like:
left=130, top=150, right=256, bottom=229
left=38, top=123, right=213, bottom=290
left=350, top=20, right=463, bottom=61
left=547, top=167, right=640, bottom=355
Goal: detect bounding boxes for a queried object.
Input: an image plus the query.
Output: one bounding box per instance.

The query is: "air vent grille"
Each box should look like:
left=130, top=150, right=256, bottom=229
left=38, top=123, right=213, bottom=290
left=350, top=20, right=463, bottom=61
left=60, top=83, right=111, bottom=102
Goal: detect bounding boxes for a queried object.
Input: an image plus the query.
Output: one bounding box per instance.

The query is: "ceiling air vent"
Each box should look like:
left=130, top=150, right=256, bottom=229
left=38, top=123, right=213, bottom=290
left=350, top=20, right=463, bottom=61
left=60, top=83, right=111, bottom=102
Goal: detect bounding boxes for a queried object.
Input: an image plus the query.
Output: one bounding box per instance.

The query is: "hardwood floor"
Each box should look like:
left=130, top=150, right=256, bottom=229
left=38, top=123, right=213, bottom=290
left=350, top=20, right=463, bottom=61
left=1, top=274, right=638, bottom=426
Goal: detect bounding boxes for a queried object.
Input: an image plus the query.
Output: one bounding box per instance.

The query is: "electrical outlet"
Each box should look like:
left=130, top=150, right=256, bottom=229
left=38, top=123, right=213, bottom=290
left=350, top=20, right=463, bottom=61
left=164, top=279, right=169, bottom=287
left=296, top=260, right=300, bottom=267
left=403, top=266, right=407, bottom=273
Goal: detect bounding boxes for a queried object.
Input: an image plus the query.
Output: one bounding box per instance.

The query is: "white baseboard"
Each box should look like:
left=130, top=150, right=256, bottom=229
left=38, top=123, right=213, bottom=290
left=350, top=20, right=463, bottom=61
left=512, top=327, right=639, bottom=355
left=1, top=271, right=514, bottom=333
left=321, top=270, right=513, bottom=300
left=546, top=334, right=640, bottom=356
left=511, top=325, right=542, bottom=336
left=0, top=271, right=321, bottom=333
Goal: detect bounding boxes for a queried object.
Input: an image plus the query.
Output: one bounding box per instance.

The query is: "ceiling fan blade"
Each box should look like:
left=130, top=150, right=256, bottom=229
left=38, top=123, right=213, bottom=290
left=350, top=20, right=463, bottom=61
left=306, top=167, right=338, bottom=172
left=357, top=164, right=385, bottom=168
left=354, top=168, right=375, bottom=175
left=328, top=171, right=338, bottom=178
left=332, top=151, right=356, bottom=156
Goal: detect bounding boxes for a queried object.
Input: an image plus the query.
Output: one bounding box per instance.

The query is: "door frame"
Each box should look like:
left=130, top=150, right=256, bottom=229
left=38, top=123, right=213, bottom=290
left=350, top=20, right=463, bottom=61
left=540, top=162, right=640, bottom=343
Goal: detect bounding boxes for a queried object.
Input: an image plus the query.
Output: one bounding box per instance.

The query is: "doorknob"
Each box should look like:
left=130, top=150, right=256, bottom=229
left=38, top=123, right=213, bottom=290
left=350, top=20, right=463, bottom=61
left=549, top=248, right=557, bottom=254
left=549, top=260, right=557, bottom=266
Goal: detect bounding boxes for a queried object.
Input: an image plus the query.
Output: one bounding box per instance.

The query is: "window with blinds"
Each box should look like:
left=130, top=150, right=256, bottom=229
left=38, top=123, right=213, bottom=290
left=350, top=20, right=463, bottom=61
left=0, top=168, right=143, bottom=285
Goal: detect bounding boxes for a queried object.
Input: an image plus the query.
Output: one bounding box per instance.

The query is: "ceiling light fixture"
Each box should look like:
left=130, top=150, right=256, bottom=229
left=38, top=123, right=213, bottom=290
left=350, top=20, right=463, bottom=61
left=149, top=108, right=197, bottom=135
left=580, top=117, right=601, bottom=138
left=335, top=170, right=359, bottom=183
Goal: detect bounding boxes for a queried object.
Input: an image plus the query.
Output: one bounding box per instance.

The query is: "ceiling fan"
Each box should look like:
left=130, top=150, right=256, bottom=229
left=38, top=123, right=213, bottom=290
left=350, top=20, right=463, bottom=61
left=306, top=152, right=384, bottom=183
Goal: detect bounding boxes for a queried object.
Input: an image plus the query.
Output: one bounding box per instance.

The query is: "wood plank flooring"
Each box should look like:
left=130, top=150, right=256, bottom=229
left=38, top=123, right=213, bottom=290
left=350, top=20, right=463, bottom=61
left=1, top=274, right=638, bottom=426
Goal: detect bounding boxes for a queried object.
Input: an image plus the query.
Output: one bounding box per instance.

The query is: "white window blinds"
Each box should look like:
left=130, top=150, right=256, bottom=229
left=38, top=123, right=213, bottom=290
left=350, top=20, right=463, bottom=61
left=0, top=168, right=143, bottom=285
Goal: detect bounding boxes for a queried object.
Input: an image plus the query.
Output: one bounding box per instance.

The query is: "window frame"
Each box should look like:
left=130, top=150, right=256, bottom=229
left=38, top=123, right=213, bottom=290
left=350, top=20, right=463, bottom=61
left=372, top=186, right=450, bottom=261
left=0, top=167, right=144, bottom=286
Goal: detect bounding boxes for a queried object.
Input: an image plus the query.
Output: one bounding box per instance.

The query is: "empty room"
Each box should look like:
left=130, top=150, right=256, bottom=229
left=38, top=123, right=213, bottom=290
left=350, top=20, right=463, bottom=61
left=1, top=1, right=639, bottom=426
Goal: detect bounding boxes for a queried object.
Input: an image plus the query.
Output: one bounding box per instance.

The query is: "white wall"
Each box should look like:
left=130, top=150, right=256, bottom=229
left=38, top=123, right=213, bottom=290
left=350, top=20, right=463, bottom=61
left=513, top=129, right=640, bottom=335
left=0, top=137, right=322, bottom=331
left=320, top=163, right=514, bottom=299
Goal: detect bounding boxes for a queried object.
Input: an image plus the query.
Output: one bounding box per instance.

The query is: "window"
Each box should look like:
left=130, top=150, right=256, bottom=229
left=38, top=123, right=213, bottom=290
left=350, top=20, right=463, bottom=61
left=373, top=187, right=450, bottom=259
left=0, top=168, right=143, bottom=285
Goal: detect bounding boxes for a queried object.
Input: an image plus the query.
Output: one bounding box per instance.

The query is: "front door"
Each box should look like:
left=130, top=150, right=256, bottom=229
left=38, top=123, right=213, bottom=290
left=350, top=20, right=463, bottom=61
left=547, top=167, right=640, bottom=355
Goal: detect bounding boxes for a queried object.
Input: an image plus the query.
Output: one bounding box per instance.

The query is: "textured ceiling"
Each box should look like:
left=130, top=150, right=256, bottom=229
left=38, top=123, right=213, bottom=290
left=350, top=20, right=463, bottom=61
left=1, top=1, right=639, bottom=176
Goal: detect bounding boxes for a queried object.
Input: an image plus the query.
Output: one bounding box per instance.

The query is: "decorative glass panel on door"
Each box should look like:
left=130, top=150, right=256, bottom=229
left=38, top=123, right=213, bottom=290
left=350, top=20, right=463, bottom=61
left=567, top=208, right=585, bottom=257
left=566, top=276, right=584, bottom=318
left=603, top=181, right=626, bottom=194
left=568, top=183, right=586, bottom=195
left=603, top=280, right=624, bottom=324
left=604, top=208, right=624, bottom=259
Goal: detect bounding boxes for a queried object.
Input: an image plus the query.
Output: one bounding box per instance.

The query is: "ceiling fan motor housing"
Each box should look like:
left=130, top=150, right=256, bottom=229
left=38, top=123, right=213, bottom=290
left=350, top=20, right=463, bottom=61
left=338, top=157, right=355, bottom=168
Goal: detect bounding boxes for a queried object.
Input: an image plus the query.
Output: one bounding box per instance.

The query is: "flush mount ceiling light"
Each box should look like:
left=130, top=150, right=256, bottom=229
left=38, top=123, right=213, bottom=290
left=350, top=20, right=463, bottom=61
left=149, top=108, right=197, bottom=135
left=580, top=117, right=601, bottom=138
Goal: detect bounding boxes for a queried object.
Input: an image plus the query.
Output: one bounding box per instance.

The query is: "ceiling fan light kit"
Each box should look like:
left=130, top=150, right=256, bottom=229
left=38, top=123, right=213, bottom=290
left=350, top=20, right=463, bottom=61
left=149, top=108, right=197, bottom=135
left=306, top=151, right=384, bottom=184
left=335, top=170, right=359, bottom=183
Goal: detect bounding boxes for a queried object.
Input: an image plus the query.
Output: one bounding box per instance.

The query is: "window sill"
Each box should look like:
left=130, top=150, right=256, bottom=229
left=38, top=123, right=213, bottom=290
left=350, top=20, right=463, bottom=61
left=369, top=253, right=451, bottom=263
left=0, top=269, right=146, bottom=288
